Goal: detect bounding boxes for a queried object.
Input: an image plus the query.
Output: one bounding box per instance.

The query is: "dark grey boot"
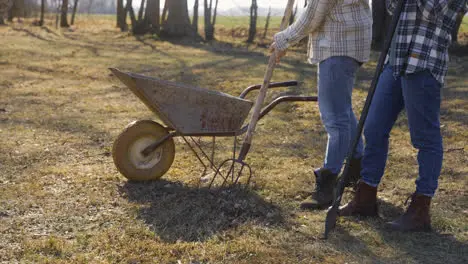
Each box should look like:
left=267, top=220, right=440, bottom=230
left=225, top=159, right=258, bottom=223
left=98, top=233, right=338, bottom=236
left=300, top=168, right=338, bottom=210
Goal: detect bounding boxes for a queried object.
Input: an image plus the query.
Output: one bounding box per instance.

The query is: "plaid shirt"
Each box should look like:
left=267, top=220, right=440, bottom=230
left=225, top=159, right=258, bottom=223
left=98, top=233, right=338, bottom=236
left=387, top=0, right=467, bottom=84
left=274, top=0, right=372, bottom=64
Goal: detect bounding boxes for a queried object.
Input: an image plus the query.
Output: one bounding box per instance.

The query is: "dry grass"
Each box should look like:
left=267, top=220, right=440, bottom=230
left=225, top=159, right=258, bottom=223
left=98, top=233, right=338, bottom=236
left=0, top=17, right=467, bottom=263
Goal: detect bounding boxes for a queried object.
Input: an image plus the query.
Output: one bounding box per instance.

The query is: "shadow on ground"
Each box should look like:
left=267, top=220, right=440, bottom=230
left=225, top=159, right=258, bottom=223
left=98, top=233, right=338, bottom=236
left=329, top=199, right=468, bottom=263
left=119, top=180, right=287, bottom=242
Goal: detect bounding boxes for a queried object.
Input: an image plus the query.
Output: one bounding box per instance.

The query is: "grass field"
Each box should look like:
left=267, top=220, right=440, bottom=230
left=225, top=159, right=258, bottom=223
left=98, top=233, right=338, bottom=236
left=0, top=16, right=467, bottom=263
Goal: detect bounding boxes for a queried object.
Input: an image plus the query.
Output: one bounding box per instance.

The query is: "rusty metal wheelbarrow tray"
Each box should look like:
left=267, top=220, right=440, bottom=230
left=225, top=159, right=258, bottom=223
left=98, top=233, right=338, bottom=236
left=110, top=68, right=253, bottom=136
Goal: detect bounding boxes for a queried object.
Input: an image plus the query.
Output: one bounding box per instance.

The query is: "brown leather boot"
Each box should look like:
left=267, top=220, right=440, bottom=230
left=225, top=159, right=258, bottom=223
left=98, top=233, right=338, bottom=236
left=387, top=193, right=432, bottom=232
left=300, top=168, right=337, bottom=210
left=339, top=181, right=378, bottom=217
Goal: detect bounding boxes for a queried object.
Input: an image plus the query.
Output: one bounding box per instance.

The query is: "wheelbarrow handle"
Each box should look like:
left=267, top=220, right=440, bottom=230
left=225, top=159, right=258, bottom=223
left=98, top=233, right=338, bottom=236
left=238, top=0, right=296, bottom=161
left=239, top=81, right=299, bottom=99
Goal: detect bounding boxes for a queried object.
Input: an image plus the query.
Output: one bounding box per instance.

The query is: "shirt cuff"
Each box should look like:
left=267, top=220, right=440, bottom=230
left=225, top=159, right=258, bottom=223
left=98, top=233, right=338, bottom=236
left=274, top=31, right=290, bottom=51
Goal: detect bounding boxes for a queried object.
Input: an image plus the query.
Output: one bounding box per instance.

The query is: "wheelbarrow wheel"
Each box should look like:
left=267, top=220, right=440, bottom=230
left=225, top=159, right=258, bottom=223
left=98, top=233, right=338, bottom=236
left=112, top=120, right=175, bottom=181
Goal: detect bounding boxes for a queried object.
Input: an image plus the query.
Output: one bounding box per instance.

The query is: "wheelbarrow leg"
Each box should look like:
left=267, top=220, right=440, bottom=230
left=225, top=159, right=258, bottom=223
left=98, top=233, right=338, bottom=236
left=182, top=136, right=209, bottom=177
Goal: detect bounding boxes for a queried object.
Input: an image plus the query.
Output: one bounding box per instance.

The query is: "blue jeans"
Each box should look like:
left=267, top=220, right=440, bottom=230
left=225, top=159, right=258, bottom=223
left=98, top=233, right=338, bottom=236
left=317, top=56, right=364, bottom=174
left=361, top=65, right=443, bottom=197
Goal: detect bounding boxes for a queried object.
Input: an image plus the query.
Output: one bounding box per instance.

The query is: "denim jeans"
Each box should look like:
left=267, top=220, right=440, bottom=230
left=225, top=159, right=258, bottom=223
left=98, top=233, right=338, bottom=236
left=317, top=56, right=364, bottom=174
left=361, top=64, right=443, bottom=197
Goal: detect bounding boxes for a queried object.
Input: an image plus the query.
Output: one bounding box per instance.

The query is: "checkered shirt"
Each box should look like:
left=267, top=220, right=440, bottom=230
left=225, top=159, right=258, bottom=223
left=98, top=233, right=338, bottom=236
left=274, top=0, right=372, bottom=64
left=387, top=0, right=468, bottom=84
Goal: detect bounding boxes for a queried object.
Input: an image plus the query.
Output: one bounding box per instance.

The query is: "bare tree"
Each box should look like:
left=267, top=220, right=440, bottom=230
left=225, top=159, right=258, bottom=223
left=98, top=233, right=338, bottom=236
left=247, top=0, right=257, bottom=43
left=162, top=0, right=193, bottom=37
left=117, top=0, right=126, bottom=30
left=70, top=0, right=79, bottom=25
left=192, top=0, right=198, bottom=33
left=204, top=0, right=218, bottom=41
left=60, top=0, right=69, bottom=27
left=39, top=0, right=45, bottom=26
left=145, top=0, right=160, bottom=33
left=161, top=0, right=167, bottom=24
left=262, top=6, right=271, bottom=40
left=125, top=0, right=160, bottom=35
left=126, top=0, right=137, bottom=31
left=138, top=0, right=145, bottom=21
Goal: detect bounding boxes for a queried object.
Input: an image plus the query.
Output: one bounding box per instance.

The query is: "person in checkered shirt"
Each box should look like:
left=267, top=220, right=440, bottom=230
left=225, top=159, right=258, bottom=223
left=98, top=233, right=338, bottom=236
left=270, top=0, right=372, bottom=210
left=339, top=0, right=467, bottom=232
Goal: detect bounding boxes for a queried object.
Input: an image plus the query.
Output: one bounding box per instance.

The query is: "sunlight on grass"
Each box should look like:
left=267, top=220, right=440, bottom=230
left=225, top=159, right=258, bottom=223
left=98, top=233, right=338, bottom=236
left=0, top=16, right=467, bottom=264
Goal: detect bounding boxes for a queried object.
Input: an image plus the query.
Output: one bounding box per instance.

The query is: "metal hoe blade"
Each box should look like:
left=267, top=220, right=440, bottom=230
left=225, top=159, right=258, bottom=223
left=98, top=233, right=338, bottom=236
left=324, top=0, right=407, bottom=239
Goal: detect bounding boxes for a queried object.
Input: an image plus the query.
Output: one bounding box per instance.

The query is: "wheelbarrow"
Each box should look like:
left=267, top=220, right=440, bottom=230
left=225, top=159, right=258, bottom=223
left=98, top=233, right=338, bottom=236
left=110, top=68, right=317, bottom=186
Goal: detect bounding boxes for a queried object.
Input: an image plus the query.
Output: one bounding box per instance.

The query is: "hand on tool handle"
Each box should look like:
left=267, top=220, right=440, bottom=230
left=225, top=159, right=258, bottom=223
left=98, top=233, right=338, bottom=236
left=268, top=43, right=287, bottom=64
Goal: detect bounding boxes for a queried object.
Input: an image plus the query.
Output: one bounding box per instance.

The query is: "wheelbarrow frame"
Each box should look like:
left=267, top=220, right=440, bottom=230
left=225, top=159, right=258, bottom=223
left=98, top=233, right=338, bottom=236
left=110, top=68, right=317, bottom=185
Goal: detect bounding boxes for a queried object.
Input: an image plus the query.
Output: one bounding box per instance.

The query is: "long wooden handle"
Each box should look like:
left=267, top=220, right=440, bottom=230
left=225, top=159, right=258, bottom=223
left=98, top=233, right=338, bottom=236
left=238, top=0, right=296, bottom=161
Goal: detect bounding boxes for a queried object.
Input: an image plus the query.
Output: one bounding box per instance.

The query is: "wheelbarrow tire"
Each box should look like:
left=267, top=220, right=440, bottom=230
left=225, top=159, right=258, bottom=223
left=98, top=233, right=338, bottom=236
left=113, top=120, right=175, bottom=181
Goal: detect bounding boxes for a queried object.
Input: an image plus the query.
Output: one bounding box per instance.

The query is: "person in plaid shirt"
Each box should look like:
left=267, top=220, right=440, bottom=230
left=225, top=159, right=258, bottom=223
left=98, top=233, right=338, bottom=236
left=340, top=0, right=467, bottom=232
left=270, top=0, right=372, bottom=210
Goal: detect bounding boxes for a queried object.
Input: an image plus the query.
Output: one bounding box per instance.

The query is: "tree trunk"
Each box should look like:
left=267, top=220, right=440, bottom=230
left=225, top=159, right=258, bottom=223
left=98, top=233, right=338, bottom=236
left=161, top=0, right=168, bottom=24
left=203, top=0, right=218, bottom=40
left=123, top=3, right=128, bottom=30
left=39, top=0, right=45, bottom=26
left=204, top=0, right=212, bottom=40
left=126, top=0, right=137, bottom=31
left=145, top=0, right=159, bottom=33
left=162, top=0, right=192, bottom=37
left=247, top=0, right=257, bottom=43
left=60, top=0, right=69, bottom=27
left=212, top=0, right=218, bottom=26
left=451, top=11, right=466, bottom=43
left=0, top=16, right=4, bottom=25
left=138, top=0, right=145, bottom=21
left=70, top=0, right=78, bottom=25
left=372, top=0, right=390, bottom=50
left=192, top=0, right=198, bottom=33
left=121, top=0, right=129, bottom=31
left=117, top=0, right=123, bottom=27
left=262, top=6, right=271, bottom=39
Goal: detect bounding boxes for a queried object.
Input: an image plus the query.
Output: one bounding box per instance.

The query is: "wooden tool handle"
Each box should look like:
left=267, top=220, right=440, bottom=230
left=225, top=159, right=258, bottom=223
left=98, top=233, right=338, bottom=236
left=238, top=0, right=296, bottom=161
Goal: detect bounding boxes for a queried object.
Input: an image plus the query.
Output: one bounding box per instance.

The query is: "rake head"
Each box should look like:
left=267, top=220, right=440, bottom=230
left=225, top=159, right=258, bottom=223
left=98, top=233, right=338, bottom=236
left=208, top=159, right=253, bottom=188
